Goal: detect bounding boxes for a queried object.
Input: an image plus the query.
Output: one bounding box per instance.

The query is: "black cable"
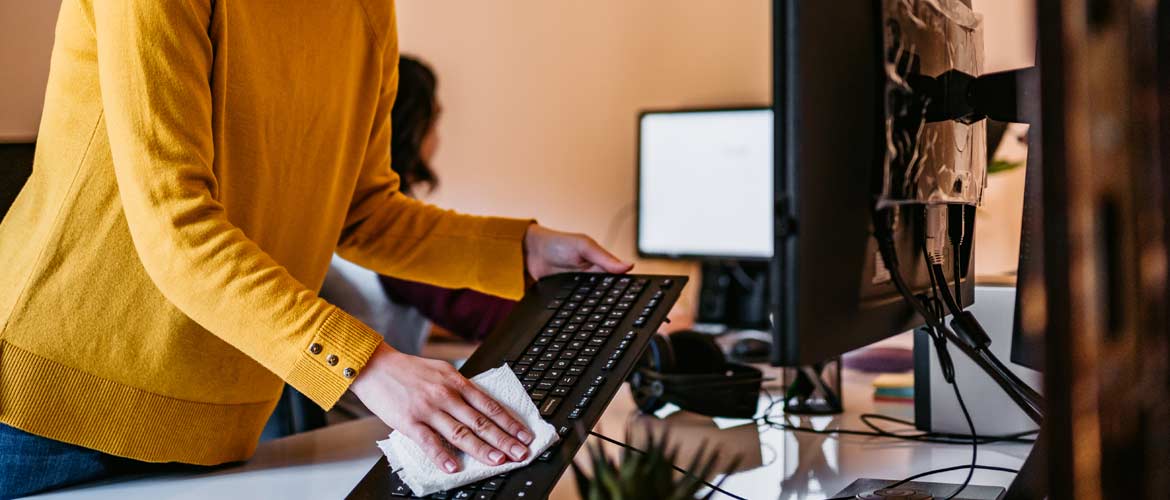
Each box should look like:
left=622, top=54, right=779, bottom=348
left=857, top=413, right=1036, bottom=445
left=943, top=376, right=976, bottom=499
left=587, top=430, right=748, bottom=500
left=872, top=208, right=1044, bottom=424
left=883, top=464, right=1020, bottom=491
left=753, top=389, right=1035, bottom=445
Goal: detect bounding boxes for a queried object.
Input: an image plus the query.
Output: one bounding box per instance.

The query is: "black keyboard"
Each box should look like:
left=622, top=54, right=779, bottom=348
left=347, top=273, right=687, bottom=499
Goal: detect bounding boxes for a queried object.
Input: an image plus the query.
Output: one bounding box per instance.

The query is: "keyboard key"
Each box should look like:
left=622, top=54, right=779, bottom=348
left=581, top=346, right=600, bottom=356
left=512, top=365, right=528, bottom=377
left=519, top=355, right=537, bottom=365
left=523, top=381, right=536, bottom=391
left=523, top=372, right=541, bottom=382
left=617, top=277, right=631, bottom=286
left=609, top=349, right=624, bottom=361
left=653, top=290, right=665, bottom=299
left=548, top=319, right=566, bottom=328
left=560, top=350, right=578, bottom=359
left=540, top=352, right=557, bottom=361
left=552, top=386, right=571, bottom=396
left=547, top=343, right=565, bottom=353
left=571, top=293, right=587, bottom=302
left=622, top=293, right=639, bottom=302
left=530, top=390, right=548, bottom=402
left=454, top=491, right=474, bottom=499
left=573, top=331, right=591, bottom=341
left=555, top=310, right=572, bottom=319
left=615, top=302, right=633, bottom=311
left=554, top=290, right=572, bottom=299
left=588, top=337, right=606, bottom=346
left=540, top=398, right=562, bottom=417
left=526, top=346, right=543, bottom=355
left=584, top=385, right=599, bottom=397
left=537, top=381, right=555, bottom=391
left=589, top=313, right=605, bottom=322
left=570, top=315, right=588, bottom=324
left=558, top=425, right=571, bottom=436
left=546, top=300, right=563, bottom=310
left=624, top=330, right=637, bottom=341
left=568, top=408, right=583, bottom=419
left=475, top=492, right=495, bottom=500
left=603, top=359, right=617, bottom=371
left=597, top=328, right=615, bottom=337
left=589, top=289, right=606, bottom=298
left=602, top=296, right=618, bottom=305
left=633, top=316, right=647, bottom=327
left=534, top=337, right=551, bottom=346
left=562, top=324, right=580, bottom=333
left=560, top=375, right=579, bottom=386
left=563, top=301, right=580, bottom=310
left=584, top=298, right=600, bottom=306
left=481, top=479, right=504, bottom=491
left=594, top=304, right=611, bottom=313
left=608, top=310, right=625, bottom=318
left=391, top=482, right=412, bottom=497
left=553, top=359, right=571, bottom=370
left=602, top=320, right=620, bottom=328
left=568, top=366, right=585, bottom=376
left=538, top=449, right=555, bottom=462
left=591, top=375, right=607, bottom=386
left=572, top=357, right=591, bottom=366
left=429, top=491, right=452, bottom=499
left=568, top=340, right=586, bottom=350
left=542, top=369, right=564, bottom=380
left=661, top=279, right=674, bottom=288
left=533, top=361, right=551, bottom=371
left=555, top=332, right=573, bottom=342
left=618, top=340, right=631, bottom=350
left=647, top=298, right=660, bottom=308
left=581, top=322, right=599, bottom=331
left=542, top=327, right=558, bottom=336
left=576, top=396, right=591, bottom=408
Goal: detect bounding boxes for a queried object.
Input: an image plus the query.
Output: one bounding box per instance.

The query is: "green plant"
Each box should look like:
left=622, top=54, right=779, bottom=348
left=987, top=158, right=1024, bottom=175
left=571, top=426, right=739, bottom=500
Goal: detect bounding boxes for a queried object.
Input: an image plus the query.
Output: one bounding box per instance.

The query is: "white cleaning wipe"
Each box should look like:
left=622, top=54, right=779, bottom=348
left=376, top=365, right=559, bottom=497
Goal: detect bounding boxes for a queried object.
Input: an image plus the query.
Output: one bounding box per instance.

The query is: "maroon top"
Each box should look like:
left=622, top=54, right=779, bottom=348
left=378, top=275, right=517, bottom=341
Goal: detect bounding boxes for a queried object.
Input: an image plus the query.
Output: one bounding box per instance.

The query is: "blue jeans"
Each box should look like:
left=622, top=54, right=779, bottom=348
left=0, top=423, right=193, bottom=499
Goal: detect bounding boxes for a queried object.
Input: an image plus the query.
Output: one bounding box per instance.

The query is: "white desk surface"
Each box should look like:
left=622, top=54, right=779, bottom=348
left=30, top=366, right=1031, bottom=500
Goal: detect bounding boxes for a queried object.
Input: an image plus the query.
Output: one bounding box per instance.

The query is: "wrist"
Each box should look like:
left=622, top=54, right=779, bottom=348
left=350, top=342, right=399, bottom=399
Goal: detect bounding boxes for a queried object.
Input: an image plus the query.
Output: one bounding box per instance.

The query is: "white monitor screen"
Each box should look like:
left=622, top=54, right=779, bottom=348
left=638, top=109, right=774, bottom=259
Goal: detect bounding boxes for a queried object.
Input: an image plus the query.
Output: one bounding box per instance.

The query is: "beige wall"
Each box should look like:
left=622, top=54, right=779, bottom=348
left=397, top=1, right=771, bottom=278
left=0, top=0, right=62, bottom=142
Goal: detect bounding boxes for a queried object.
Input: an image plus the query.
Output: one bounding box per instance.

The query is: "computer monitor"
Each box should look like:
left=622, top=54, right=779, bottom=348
left=769, top=1, right=977, bottom=367
left=636, top=108, right=774, bottom=261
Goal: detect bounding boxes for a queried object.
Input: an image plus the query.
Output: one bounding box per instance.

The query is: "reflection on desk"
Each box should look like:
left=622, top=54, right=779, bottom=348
left=30, top=366, right=1030, bottom=500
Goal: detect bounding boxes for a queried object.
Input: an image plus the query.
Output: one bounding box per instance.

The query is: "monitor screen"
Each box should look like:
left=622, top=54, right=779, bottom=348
left=637, top=108, right=774, bottom=259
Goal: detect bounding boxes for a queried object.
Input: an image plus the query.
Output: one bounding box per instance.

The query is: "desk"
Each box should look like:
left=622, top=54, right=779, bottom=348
left=30, top=366, right=1030, bottom=499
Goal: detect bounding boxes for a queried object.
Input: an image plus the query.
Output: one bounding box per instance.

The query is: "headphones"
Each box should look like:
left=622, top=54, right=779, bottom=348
left=628, top=330, right=764, bottom=419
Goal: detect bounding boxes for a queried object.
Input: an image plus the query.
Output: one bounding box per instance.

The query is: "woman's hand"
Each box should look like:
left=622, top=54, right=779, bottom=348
left=351, top=343, right=534, bottom=473
left=523, top=224, right=633, bottom=280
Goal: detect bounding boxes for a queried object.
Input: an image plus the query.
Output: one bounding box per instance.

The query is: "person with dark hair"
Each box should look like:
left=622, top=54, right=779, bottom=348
left=0, top=2, right=633, bottom=496
left=319, top=55, right=515, bottom=363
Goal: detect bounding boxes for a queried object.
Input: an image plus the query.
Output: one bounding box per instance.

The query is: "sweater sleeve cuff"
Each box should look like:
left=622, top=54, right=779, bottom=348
left=286, top=309, right=384, bottom=409
left=474, top=217, right=534, bottom=301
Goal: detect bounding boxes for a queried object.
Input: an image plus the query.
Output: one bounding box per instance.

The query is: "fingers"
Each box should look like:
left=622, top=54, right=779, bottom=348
left=578, top=236, right=633, bottom=274
left=458, top=382, right=534, bottom=449
left=429, top=412, right=514, bottom=467
left=403, top=424, right=461, bottom=473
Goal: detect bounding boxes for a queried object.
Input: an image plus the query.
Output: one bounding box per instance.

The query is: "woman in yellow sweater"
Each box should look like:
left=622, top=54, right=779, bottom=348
left=0, top=0, right=630, bottom=496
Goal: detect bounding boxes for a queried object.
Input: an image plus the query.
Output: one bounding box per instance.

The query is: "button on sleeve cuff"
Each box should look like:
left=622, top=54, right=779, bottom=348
left=285, top=308, right=384, bottom=409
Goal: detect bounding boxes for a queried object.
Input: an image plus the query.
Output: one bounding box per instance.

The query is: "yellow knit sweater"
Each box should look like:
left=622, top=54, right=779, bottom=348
left=0, top=0, right=529, bottom=465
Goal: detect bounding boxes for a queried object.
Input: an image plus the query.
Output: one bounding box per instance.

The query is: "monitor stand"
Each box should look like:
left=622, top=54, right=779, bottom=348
left=782, top=360, right=844, bottom=414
